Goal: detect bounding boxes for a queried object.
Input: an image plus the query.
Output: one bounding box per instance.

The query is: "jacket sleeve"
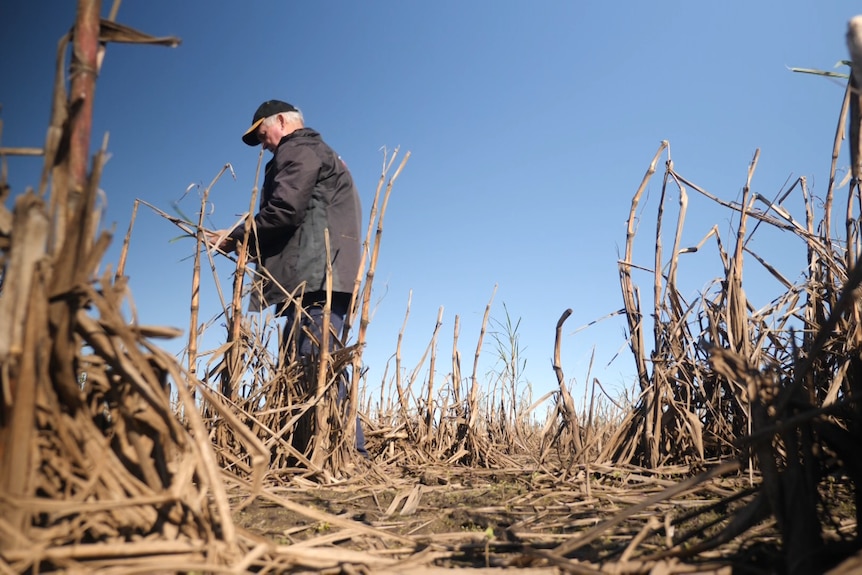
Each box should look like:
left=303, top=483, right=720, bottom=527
left=231, top=144, right=321, bottom=246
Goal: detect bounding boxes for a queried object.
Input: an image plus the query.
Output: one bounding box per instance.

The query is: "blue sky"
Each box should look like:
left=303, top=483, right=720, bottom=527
left=1, top=1, right=856, bottom=404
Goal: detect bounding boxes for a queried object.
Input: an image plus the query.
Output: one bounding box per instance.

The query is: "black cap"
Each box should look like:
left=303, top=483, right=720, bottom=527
left=241, top=100, right=298, bottom=146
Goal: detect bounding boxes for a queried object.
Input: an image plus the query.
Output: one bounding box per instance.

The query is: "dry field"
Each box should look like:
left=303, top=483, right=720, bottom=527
left=2, top=3, right=862, bottom=574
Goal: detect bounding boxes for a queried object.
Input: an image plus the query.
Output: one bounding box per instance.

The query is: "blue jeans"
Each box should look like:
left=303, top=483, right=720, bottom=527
left=280, top=291, right=367, bottom=457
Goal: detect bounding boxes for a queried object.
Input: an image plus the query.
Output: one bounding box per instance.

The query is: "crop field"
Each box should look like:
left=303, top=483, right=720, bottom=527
left=2, top=3, right=862, bottom=574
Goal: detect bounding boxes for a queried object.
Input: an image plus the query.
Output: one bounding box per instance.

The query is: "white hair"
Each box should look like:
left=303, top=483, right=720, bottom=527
left=262, top=109, right=304, bottom=127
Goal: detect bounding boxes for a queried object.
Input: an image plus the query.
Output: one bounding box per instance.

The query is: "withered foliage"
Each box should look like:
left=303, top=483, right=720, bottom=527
left=595, top=69, right=862, bottom=572
left=2, top=3, right=862, bottom=574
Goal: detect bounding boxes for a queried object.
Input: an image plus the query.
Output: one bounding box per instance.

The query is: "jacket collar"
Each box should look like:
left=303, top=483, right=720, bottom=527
left=277, top=127, right=319, bottom=147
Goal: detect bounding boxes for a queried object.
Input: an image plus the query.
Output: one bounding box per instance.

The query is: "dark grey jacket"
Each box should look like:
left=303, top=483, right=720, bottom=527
left=230, top=128, right=362, bottom=311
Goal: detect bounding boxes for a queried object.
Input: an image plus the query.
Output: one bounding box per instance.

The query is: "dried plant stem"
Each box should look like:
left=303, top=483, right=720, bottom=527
left=0, top=194, right=49, bottom=370
left=1, top=240, right=47, bottom=533
left=424, top=306, right=444, bottom=440
left=311, top=230, right=334, bottom=468
left=190, top=165, right=232, bottom=387
left=467, top=285, right=496, bottom=432
left=394, top=291, right=412, bottom=425
left=621, top=141, right=668, bottom=392
left=825, top=82, right=851, bottom=242
left=115, top=198, right=138, bottom=281
left=353, top=149, right=410, bottom=354
left=344, top=149, right=394, bottom=340
left=191, top=166, right=227, bottom=395
left=0, top=147, right=43, bottom=156
left=221, top=157, right=257, bottom=400
left=553, top=308, right=583, bottom=469
left=452, top=315, right=462, bottom=405
left=66, top=0, right=100, bottom=217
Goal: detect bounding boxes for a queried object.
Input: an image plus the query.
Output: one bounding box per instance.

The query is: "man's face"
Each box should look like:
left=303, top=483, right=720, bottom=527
left=255, top=118, right=285, bottom=153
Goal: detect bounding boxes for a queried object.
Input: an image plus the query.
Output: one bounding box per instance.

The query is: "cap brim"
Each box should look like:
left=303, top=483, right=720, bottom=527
left=241, top=117, right=265, bottom=146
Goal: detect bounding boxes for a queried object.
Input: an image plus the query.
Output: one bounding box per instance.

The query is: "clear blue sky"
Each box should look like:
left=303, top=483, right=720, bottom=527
left=1, top=1, right=855, bottom=403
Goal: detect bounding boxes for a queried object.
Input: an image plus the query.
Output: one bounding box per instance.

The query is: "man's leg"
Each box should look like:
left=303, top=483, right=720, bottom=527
left=298, top=293, right=347, bottom=357
left=301, top=292, right=368, bottom=458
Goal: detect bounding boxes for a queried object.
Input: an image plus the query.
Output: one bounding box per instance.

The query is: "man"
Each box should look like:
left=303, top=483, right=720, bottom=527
left=209, top=99, right=366, bottom=457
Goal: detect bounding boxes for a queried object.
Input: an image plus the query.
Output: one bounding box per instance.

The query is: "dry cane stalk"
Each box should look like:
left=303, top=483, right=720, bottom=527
left=848, top=182, right=862, bottom=274
left=584, top=371, right=597, bottom=465
left=0, top=194, right=49, bottom=369
left=42, top=24, right=72, bottom=211
left=585, top=384, right=596, bottom=498
left=401, top=307, right=446, bottom=441
left=0, top=147, right=43, bottom=157
left=644, top=161, right=674, bottom=469
left=170, top=364, right=236, bottom=545
left=467, top=286, right=496, bottom=432
left=347, top=149, right=410, bottom=455
left=440, top=315, right=462, bottom=450
left=666, top=169, right=688, bottom=311
left=115, top=198, right=138, bottom=281
left=824, top=81, right=851, bottom=247
left=452, top=315, right=461, bottom=405
left=726, top=149, right=758, bottom=357
left=424, top=306, right=444, bottom=442
left=222, top=156, right=259, bottom=400
left=553, top=309, right=583, bottom=466
left=849, top=65, right=862, bottom=270
left=0, top=256, right=49, bottom=538
left=621, top=141, right=668, bottom=392
left=189, top=163, right=232, bottom=390
left=394, top=291, right=411, bottom=425
left=48, top=144, right=110, bottom=411
left=310, top=230, right=334, bottom=469
left=66, top=0, right=101, bottom=222
left=344, top=148, right=395, bottom=340
left=353, top=150, right=410, bottom=358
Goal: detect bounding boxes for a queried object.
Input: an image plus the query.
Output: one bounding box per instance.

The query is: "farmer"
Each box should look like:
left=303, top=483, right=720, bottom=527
left=209, top=99, right=367, bottom=457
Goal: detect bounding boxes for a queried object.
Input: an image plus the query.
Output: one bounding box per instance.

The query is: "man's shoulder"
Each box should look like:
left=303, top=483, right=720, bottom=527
left=287, top=128, right=343, bottom=161
left=280, top=128, right=331, bottom=154
left=289, top=127, right=322, bottom=143
left=277, top=130, right=321, bottom=155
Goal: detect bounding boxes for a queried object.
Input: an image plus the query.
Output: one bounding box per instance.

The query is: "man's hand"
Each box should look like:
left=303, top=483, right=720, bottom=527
left=206, top=230, right=238, bottom=253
